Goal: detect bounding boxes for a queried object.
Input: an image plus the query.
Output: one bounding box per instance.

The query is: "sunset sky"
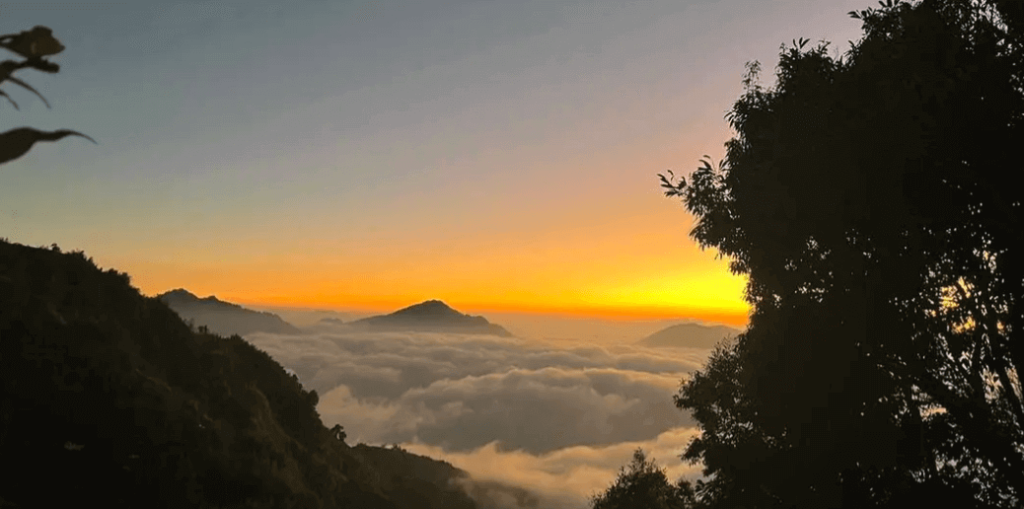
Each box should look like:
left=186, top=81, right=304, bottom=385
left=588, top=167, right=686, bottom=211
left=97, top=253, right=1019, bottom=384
left=0, top=0, right=871, bottom=325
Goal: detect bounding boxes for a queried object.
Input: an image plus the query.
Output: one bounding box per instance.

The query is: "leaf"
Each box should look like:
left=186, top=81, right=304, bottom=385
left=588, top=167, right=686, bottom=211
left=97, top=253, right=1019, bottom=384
left=0, top=89, right=18, bottom=110
left=0, top=128, right=97, bottom=166
left=4, top=75, right=49, bottom=108
left=24, top=57, right=59, bottom=74
left=0, top=26, right=64, bottom=59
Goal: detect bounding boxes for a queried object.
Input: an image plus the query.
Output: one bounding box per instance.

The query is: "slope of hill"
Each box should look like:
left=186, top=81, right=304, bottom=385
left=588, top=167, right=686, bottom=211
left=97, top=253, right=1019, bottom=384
left=157, top=288, right=301, bottom=337
left=636, top=322, right=742, bottom=349
left=349, top=445, right=479, bottom=509
left=0, top=239, right=479, bottom=509
left=351, top=300, right=513, bottom=337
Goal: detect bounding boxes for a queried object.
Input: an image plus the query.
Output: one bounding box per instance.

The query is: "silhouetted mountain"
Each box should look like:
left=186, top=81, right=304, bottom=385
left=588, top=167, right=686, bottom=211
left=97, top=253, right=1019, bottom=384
left=0, top=239, right=480, bottom=509
left=636, top=323, right=741, bottom=349
left=157, top=288, right=301, bottom=337
left=351, top=300, right=513, bottom=337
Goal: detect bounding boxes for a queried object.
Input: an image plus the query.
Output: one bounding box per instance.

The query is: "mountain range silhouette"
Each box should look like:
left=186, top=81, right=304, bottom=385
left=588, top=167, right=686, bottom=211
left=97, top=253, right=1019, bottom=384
left=157, top=288, right=301, bottom=337
left=156, top=291, right=514, bottom=338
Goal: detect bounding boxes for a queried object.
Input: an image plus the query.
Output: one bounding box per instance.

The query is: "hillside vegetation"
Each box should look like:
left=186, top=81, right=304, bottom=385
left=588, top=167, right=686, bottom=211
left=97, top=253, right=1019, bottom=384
left=0, top=238, right=478, bottom=509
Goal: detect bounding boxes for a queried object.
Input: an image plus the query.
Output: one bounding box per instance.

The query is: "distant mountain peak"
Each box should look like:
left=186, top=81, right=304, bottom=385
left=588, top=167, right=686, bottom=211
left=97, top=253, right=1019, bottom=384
left=159, top=288, right=198, bottom=301
left=353, top=300, right=512, bottom=337
left=390, top=300, right=459, bottom=316
left=158, top=288, right=231, bottom=306
left=156, top=288, right=299, bottom=336
left=636, top=322, right=741, bottom=349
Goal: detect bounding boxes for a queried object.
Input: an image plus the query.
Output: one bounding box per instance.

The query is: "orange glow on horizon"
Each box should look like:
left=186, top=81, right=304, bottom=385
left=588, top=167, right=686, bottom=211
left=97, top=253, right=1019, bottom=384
left=115, top=148, right=751, bottom=329
left=228, top=296, right=750, bottom=327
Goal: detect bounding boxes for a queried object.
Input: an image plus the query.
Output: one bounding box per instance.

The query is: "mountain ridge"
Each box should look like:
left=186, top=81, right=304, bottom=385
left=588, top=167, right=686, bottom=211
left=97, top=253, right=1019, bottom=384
left=156, top=288, right=302, bottom=337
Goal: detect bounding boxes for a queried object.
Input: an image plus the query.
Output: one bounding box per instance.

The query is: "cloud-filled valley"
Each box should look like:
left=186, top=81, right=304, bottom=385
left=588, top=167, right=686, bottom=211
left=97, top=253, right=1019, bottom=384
left=243, top=324, right=716, bottom=508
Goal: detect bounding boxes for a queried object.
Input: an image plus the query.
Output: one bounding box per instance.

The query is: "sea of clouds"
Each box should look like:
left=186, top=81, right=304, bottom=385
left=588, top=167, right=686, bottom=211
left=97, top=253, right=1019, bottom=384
left=244, top=324, right=713, bottom=509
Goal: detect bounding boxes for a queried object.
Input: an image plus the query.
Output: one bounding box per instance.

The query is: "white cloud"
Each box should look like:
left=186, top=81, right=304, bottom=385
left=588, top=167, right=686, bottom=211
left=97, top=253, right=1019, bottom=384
left=403, top=426, right=704, bottom=509
left=242, top=324, right=714, bottom=508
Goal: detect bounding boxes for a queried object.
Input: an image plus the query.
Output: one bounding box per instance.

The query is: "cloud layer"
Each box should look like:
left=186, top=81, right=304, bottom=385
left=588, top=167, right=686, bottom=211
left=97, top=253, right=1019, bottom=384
left=244, top=325, right=712, bottom=508
left=406, top=426, right=704, bottom=509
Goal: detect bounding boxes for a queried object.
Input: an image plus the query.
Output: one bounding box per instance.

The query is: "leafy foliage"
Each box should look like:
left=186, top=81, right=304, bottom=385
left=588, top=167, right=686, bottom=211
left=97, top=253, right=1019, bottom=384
left=0, top=25, right=95, bottom=166
left=590, top=448, right=697, bottom=509
left=663, top=0, right=1024, bottom=507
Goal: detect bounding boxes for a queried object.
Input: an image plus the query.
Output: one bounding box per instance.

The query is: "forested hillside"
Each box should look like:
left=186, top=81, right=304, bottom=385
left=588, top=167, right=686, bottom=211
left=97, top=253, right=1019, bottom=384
left=0, top=238, right=478, bottom=509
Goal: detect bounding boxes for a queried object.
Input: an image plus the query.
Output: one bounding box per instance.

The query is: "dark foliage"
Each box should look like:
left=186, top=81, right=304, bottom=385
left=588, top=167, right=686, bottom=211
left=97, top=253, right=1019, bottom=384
left=349, top=444, right=479, bottom=509
left=0, top=25, right=95, bottom=166
left=662, top=0, right=1023, bottom=507
left=590, top=448, right=697, bottom=509
left=0, top=239, right=478, bottom=509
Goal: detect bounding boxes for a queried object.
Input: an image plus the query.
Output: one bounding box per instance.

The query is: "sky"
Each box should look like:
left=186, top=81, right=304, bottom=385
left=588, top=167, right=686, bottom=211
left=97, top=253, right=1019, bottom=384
left=0, top=0, right=874, bottom=324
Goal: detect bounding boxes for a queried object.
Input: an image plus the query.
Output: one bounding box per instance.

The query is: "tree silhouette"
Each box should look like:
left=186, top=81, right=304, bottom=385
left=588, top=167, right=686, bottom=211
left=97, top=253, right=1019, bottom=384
left=0, top=25, right=95, bottom=166
left=590, top=448, right=697, bottom=509
left=331, top=423, right=348, bottom=444
left=662, top=0, right=1023, bottom=507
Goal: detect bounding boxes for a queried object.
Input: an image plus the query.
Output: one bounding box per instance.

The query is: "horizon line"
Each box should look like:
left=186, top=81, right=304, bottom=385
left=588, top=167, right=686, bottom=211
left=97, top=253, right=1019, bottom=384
left=231, top=299, right=750, bottom=326
left=147, top=287, right=749, bottom=326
